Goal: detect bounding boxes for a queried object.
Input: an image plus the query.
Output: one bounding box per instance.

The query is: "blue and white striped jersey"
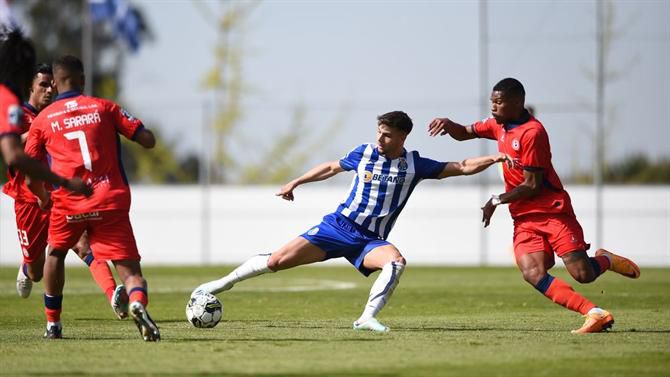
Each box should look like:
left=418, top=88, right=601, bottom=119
left=336, top=143, right=446, bottom=239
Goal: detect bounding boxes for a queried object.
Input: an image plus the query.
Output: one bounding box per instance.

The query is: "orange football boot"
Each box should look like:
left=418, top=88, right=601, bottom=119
left=572, top=309, right=614, bottom=334
left=596, top=249, right=641, bottom=279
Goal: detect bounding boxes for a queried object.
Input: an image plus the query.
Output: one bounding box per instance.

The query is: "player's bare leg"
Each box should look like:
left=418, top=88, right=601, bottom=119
left=71, top=232, right=125, bottom=319
left=42, top=246, right=67, bottom=339
left=16, top=250, right=45, bottom=298
left=518, top=251, right=612, bottom=333
left=113, top=260, right=159, bottom=341
left=353, top=245, right=406, bottom=333
left=192, top=237, right=326, bottom=296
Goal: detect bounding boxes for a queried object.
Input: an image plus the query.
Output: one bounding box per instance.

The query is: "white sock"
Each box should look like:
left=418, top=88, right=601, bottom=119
left=195, top=254, right=273, bottom=295
left=356, top=261, right=405, bottom=323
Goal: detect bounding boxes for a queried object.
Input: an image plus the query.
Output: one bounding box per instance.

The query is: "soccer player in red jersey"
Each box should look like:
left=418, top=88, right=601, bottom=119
left=0, top=31, right=91, bottom=196
left=25, top=55, right=159, bottom=341
left=427, top=78, right=640, bottom=333
left=4, top=63, right=125, bottom=319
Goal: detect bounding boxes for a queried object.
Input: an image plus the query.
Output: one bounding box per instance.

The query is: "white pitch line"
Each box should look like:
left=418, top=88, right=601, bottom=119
left=0, top=279, right=357, bottom=296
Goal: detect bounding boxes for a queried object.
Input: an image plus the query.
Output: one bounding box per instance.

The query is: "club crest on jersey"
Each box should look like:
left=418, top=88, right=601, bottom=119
left=120, top=108, right=136, bottom=121
left=398, top=157, right=408, bottom=172
left=65, top=100, right=78, bottom=112
left=8, top=104, right=21, bottom=126
left=512, top=139, right=520, bottom=150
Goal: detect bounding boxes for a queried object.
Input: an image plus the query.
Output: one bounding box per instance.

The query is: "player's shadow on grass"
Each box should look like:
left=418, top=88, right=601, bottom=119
left=172, top=337, right=383, bottom=343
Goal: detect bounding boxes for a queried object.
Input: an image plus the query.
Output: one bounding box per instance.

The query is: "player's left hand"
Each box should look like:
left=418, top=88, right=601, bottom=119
left=481, top=198, right=496, bottom=227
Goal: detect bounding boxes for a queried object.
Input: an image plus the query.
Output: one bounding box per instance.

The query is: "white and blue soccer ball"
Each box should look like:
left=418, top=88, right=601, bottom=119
left=186, top=292, right=223, bottom=328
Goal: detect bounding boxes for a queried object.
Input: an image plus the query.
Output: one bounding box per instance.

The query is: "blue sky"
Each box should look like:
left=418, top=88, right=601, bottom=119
left=121, top=0, right=670, bottom=181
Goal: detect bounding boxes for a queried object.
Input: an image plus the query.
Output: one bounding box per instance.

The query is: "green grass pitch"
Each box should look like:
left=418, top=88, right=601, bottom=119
left=1, top=265, right=668, bottom=376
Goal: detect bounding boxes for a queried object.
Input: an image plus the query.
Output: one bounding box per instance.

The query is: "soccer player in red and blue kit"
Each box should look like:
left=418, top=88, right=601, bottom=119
left=0, top=31, right=91, bottom=198
left=25, top=55, right=160, bottom=341
left=3, top=63, right=125, bottom=319
left=428, top=78, right=640, bottom=333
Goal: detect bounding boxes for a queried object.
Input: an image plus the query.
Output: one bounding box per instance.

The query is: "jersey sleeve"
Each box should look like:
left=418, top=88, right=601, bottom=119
left=471, top=117, right=498, bottom=140
left=519, top=128, right=551, bottom=171
left=109, top=101, right=144, bottom=140
left=0, top=97, right=23, bottom=138
left=339, top=144, right=367, bottom=171
left=24, top=118, right=47, bottom=161
left=413, top=152, right=447, bottom=179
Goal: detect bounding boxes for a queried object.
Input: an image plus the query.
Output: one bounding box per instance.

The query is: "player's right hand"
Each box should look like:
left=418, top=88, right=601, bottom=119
left=276, top=182, right=296, bottom=201
left=427, top=118, right=453, bottom=137
left=64, top=177, right=93, bottom=197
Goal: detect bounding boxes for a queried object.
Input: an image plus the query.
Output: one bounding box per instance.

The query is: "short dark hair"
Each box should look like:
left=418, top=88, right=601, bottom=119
left=35, top=63, right=52, bottom=77
left=377, top=111, right=413, bottom=134
left=0, top=29, right=36, bottom=94
left=53, top=55, right=84, bottom=76
left=493, top=77, right=525, bottom=99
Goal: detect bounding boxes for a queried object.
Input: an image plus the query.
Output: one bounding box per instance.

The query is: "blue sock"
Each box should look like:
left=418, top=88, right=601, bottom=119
left=534, top=274, right=555, bottom=294
left=83, top=253, right=94, bottom=266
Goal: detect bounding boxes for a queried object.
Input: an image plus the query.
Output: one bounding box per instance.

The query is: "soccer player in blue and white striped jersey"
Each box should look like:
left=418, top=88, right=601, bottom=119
left=193, top=111, right=510, bottom=332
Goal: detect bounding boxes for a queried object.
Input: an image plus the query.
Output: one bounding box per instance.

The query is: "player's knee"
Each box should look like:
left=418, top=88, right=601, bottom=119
left=30, top=271, right=43, bottom=282
left=521, top=268, right=544, bottom=286
left=266, top=254, right=282, bottom=272
left=394, top=256, right=406, bottom=266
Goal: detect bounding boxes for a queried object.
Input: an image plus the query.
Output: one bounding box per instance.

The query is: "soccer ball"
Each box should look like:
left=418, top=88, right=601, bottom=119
left=186, top=292, right=223, bottom=328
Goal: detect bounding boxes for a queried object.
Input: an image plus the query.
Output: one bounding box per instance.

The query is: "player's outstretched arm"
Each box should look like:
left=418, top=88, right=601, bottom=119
left=1, top=135, right=92, bottom=196
left=427, top=117, right=477, bottom=140
left=276, top=160, right=344, bottom=201
left=134, top=128, right=156, bottom=149
left=438, top=153, right=510, bottom=179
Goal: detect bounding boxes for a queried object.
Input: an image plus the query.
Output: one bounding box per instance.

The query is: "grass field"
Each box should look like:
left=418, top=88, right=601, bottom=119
left=1, top=265, right=668, bottom=376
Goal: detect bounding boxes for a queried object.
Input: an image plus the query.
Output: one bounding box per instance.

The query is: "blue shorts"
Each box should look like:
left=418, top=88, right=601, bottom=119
left=300, top=212, right=390, bottom=276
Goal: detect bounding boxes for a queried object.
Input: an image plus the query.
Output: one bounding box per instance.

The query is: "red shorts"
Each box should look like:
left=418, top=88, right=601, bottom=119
left=13, top=201, right=49, bottom=264
left=513, top=213, right=590, bottom=262
left=48, top=210, right=140, bottom=261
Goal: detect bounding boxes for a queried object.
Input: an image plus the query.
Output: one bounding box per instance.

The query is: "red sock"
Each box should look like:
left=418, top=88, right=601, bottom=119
left=129, top=287, right=148, bottom=307
left=591, top=255, right=610, bottom=276
left=544, top=277, right=595, bottom=315
left=88, top=259, right=116, bottom=302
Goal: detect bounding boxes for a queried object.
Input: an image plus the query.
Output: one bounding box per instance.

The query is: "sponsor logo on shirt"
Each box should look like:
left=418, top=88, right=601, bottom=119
left=120, top=108, right=136, bottom=121
left=65, top=100, right=78, bottom=112
left=66, top=212, right=102, bottom=223
left=362, top=170, right=405, bottom=184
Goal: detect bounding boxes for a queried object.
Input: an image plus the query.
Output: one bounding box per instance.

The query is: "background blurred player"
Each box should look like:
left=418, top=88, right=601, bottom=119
left=3, top=63, right=126, bottom=320
left=193, top=111, right=510, bottom=332
left=25, top=55, right=159, bottom=340
left=0, top=30, right=91, bottom=196
left=427, top=77, right=640, bottom=333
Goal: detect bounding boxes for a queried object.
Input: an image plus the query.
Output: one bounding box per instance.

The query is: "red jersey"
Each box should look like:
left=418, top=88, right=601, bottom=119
left=472, top=114, right=575, bottom=219
left=0, top=84, right=24, bottom=137
left=2, top=103, right=41, bottom=203
left=25, top=91, right=143, bottom=214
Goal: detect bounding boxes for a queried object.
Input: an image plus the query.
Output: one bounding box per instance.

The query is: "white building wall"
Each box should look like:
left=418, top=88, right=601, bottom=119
left=1, top=185, right=668, bottom=266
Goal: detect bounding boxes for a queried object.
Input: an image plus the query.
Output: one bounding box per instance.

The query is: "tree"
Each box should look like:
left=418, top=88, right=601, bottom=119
left=197, top=1, right=346, bottom=184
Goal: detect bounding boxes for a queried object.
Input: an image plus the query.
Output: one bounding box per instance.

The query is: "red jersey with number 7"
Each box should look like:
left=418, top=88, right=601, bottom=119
left=472, top=114, right=576, bottom=219
left=25, top=91, right=144, bottom=214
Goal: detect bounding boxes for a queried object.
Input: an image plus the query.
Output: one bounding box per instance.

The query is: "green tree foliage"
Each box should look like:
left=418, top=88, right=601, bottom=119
left=572, top=155, right=670, bottom=184
left=197, top=1, right=345, bottom=184
left=3, top=1, right=200, bottom=184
